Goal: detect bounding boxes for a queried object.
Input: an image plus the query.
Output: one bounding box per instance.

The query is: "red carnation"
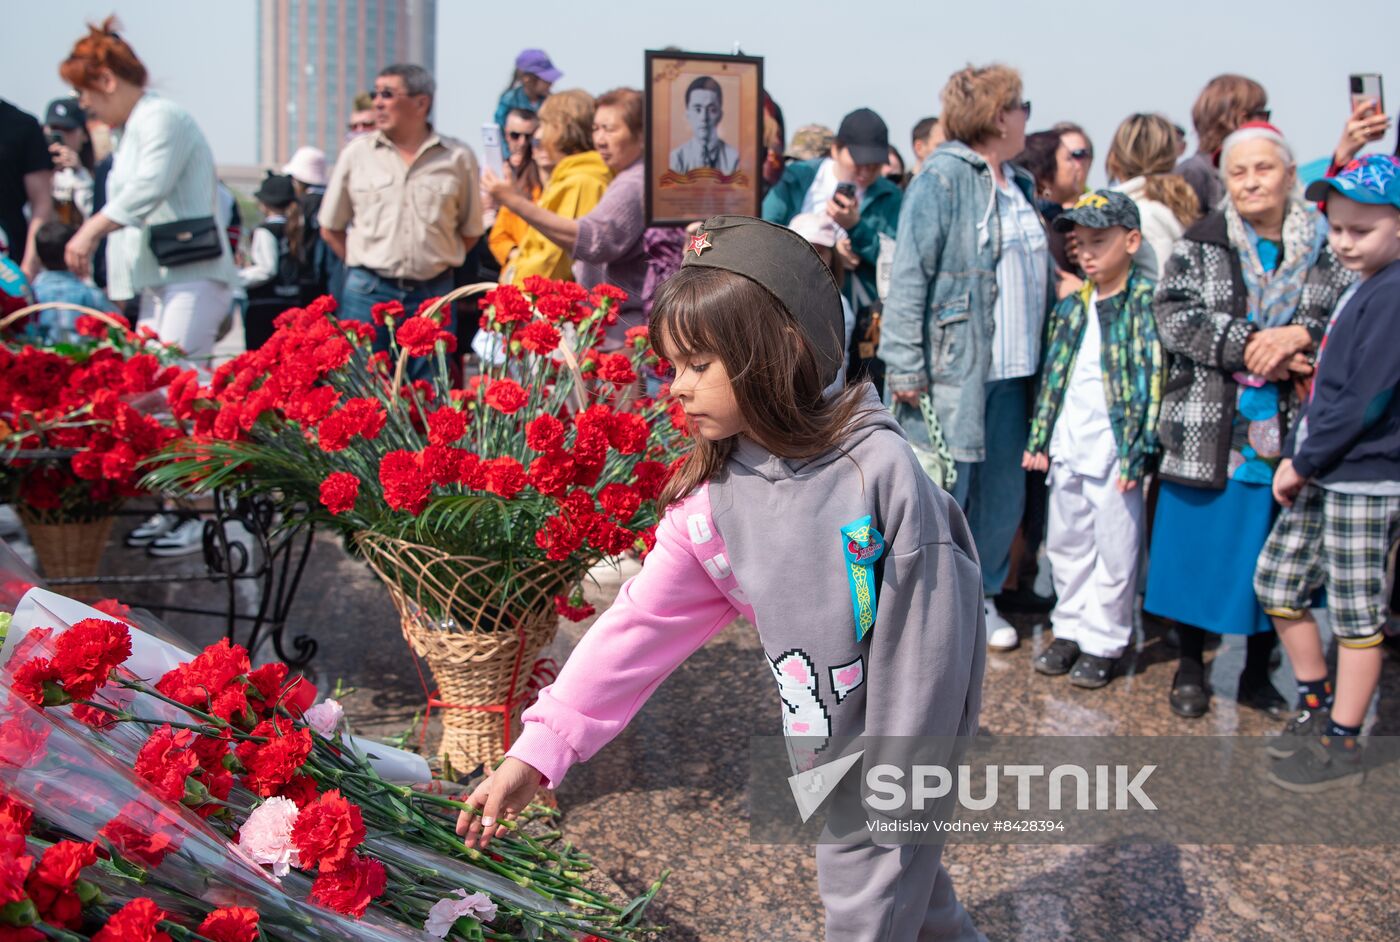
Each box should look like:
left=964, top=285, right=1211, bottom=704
left=516, top=319, right=561, bottom=356
left=92, top=897, right=171, bottom=942
left=31, top=840, right=97, bottom=890
left=480, top=284, right=533, bottom=325
left=134, top=725, right=200, bottom=803
left=588, top=518, right=637, bottom=555
left=51, top=618, right=132, bottom=700
left=100, top=802, right=183, bottom=868
left=155, top=639, right=250, bottom=711
left=526, top=414, right=566, bottom=452
left=275, top=773, right=321, bottom=809
left=457, top=452, right=485, bottom=489
left=623, top=324, right=649, bottom=349
left=483, top=379, right=528, bottom=415
left=341, top=321, right=376, bottom=344
left=420, top=445, right=465, bottom=486
left=553, top=594, right=596, bottom=622
left=236, top=717, right=313, bottom=796
left=379, top=450, right=432, bottom=515
left=12, top=657, right=63, bottom=707
left=75, top=313, right=117, bottom=337
left=572, top=424, right=609, bottom=486
left=426, top=406, right=467, bottom=446
left=308, top=854, right=386, bottom=918
left=597, top=483, right=641, bottom=522
left=591, top=284, right=628, bottom=306
left=247, top=663, right=316, bottom=717
left=534, top=513, right=586, bottom=561
left=317, top=398, right=386, bottom=452
left=198, top=908, right=260, bottom=942
left=667, top=398, right=690, bottom=434
left=606, top=411, right=649, bottom=455
left=482, top=456, right=527, bottom=499
left=528, top=452, right=576, bottom=497
left=0, top=712, right=50, bottom=770
left=370, top=300, right=403, bottom=325
left=291, top=789, right=366, bottom=872
left=394, top=315, right=451, bottom=357
left=319, top=472, right=360, bottom=515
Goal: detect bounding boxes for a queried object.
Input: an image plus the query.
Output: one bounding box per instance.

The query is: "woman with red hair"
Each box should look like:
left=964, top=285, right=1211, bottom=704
left=59, top=17, right=235, bottom=365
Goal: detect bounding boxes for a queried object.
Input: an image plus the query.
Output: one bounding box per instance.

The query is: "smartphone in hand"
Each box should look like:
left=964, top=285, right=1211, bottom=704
left=1350, top=73, right=1384, bottom=116
left=834, top=181, right=857, bottom=204
left=480, top=122, right=505, bottom=177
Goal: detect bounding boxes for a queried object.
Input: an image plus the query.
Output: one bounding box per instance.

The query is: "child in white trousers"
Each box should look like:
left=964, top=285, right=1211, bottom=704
left=1023, top=190, right=1164, bottom=688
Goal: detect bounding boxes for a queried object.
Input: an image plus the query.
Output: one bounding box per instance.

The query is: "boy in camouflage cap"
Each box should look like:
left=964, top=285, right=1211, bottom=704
left=1023, top=188, right=1164, bottom=689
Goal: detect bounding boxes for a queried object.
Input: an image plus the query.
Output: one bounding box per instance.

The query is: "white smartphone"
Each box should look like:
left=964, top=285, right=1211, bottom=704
left=1350, top=73, right=1384, bottom=116
left=480, top=122, right=505, bottom=177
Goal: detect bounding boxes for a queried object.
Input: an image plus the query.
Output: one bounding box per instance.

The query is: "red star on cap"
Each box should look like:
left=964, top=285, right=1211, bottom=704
left=687, top=231, right=713, bottom=257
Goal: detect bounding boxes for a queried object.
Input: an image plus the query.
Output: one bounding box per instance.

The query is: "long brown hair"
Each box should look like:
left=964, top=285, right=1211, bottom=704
left=1107, top=113, right=1201, bottom=227
left=650, top=267, right=876, bottom=510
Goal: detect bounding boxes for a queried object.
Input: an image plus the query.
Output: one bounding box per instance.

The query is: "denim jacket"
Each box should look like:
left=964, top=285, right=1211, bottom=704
left=879, top=141, right=1052, bottom=461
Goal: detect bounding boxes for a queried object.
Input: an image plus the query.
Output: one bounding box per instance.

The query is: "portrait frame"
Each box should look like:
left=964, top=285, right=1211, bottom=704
left=644, top=49, right=764, bottom=227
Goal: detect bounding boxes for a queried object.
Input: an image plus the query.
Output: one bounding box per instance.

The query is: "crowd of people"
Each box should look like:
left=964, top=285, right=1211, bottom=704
left=2, top=20, right=1398, bottom=798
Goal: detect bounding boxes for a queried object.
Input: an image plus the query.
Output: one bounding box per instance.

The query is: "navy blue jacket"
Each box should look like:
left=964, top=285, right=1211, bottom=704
left=1289, top=258, right=1400, bottom=485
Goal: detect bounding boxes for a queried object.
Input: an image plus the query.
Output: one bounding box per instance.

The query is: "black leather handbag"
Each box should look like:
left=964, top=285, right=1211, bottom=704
left=148, top=217, right=222, bottom=267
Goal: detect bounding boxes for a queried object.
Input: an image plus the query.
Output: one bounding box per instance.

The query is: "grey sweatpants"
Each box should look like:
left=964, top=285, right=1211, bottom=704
left=816, top=842, right=983, bottom=941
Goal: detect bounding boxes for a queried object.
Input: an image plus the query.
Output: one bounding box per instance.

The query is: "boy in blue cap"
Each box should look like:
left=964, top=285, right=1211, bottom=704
left=1254, top=154, right=1400, bottom=791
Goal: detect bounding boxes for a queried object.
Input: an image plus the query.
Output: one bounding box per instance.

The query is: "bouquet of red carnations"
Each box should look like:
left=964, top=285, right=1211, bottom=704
left=144, top=279, right=685, bottom=624
left=0, top=312, right=190, bottom=524
left=1, top=595, right=664, bottom=941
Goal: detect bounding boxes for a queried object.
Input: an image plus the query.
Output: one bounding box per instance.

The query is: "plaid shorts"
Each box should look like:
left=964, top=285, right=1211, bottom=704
left=1254, top=484, right=1400, bottom=646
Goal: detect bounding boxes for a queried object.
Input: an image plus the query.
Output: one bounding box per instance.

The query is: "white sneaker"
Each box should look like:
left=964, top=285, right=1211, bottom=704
left=146, top=518, right=207, bottom=557
left=985, top=598, right=1020, bottom=652
left=126, top=512, right=179, bottom=547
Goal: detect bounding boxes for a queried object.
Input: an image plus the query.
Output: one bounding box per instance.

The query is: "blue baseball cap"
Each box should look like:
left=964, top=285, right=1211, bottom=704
left=1305, top=154, right=1400, bottom=210
left=515, top=49, right=561, bottom=84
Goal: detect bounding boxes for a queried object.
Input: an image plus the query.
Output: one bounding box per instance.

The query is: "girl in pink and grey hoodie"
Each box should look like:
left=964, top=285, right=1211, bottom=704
left=459, top=216, right=987, bottom=941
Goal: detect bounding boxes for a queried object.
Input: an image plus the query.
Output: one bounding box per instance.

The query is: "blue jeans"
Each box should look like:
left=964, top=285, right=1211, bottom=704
left=949, top=377, right=1029, bottom=596
left=337, top=266, right=455, bottom=382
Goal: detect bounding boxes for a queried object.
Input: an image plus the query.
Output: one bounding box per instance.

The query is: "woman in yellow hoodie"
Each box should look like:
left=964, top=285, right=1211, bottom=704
left=488, top=89, right=610, bottom=284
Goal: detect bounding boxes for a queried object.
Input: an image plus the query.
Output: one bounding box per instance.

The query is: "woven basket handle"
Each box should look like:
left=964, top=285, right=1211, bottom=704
left=0, top=301, right=126, bottom=333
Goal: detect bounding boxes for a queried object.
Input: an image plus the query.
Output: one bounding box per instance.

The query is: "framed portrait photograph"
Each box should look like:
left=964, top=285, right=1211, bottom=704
left=644, top=50, right=764, bottom=227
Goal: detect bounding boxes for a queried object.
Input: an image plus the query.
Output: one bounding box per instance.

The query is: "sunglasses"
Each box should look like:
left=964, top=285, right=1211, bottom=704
left=368, top=88, right=422, bottom=101
left=1067, top=148, right=1091, bottom=161
left=506, top=130, right=531, bottom=141
left=1246, top=108, right=1272, bottom=122
left=1017, top=100, right=1032, bottom=119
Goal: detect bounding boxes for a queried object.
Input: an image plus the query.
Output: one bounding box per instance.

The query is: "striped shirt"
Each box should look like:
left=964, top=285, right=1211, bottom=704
left=102, top=93, right=236, bottom=300
left=989, top=176, right=1050, bottom=381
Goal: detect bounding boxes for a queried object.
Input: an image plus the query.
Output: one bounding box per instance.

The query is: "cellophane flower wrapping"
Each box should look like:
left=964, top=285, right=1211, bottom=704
left=0, top=588, right=664, bottom=940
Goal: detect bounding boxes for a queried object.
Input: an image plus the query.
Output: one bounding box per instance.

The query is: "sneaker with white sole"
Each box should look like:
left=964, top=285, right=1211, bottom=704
left=985, top=598, right=1020, bottom=652
left=146, top=518, right=207, bottom=557
left=125, top=512, right=179, bottom=547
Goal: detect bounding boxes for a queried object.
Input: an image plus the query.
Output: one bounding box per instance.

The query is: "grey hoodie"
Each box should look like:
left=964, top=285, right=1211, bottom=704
left=710, top=384, right=986, bottom=761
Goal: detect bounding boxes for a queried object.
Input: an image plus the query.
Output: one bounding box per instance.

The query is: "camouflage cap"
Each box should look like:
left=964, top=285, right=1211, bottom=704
left=1052, top=188, right=1142, bottom=232
left=784, top=124, right=835, bottom=161
left=681, top=216, right=846, bottom=386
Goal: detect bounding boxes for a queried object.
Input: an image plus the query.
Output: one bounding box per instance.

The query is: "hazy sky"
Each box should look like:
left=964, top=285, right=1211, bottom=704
left=5, top=0, right=1397, bottom=185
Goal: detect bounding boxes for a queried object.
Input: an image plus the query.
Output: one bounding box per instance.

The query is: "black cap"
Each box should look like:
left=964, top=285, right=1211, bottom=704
left=253, top=171, right=297, bottom=207
left=836, top=108, right=889, bottom=166
left=1052, top=189, right=1142, bottom=233
left=44, top=98, right=85, bottom=131
left=681, top=215, right=846, bottom=387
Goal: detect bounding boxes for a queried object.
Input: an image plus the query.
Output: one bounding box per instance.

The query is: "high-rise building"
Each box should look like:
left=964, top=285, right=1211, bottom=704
left=257, top=0, right=436, bottom=167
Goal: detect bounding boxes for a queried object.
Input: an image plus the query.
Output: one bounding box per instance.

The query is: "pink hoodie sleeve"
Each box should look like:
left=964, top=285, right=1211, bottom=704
left=507, top=489, right=740, bottom=788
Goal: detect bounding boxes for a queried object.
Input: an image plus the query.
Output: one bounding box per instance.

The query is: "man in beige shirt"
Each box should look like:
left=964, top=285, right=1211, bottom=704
left=320, top=63, right=482, bottom=377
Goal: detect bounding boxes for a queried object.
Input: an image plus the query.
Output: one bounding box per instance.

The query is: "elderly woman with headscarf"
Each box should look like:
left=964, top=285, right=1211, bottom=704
left=1144, top=122, right=1354, bottom=720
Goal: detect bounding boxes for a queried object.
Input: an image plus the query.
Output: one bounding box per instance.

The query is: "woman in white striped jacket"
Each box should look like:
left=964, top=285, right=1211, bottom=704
left=59, top=17, right=236, bottom=362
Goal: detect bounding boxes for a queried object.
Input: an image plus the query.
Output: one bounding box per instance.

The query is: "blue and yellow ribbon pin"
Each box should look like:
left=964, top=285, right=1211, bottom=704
left=841, top=515, right=886, bottom=642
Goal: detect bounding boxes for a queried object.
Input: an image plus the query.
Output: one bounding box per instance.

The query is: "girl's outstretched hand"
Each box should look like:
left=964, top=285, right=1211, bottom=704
left=456, top=757, right=543, bottom=849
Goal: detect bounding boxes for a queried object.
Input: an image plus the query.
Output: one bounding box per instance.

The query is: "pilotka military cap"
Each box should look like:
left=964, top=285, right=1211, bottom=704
left=680, top=215, right=846, bottom=386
